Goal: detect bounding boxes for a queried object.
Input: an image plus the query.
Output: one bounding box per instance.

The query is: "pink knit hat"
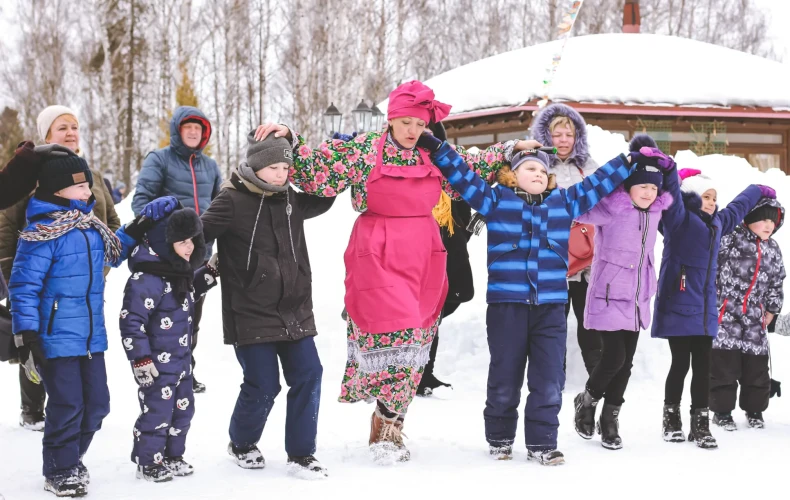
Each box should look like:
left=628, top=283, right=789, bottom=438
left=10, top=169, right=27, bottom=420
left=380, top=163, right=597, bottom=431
left=387, top=80, right=451, bottom=124
left=679, top=168, right=715, bottom=197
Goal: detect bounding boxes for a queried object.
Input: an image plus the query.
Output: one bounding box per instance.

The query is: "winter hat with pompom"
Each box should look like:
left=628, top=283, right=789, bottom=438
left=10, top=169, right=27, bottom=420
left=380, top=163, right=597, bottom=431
left=629, top=133, right=657, bottom=152
left=679, top=168, right=715, bottom=198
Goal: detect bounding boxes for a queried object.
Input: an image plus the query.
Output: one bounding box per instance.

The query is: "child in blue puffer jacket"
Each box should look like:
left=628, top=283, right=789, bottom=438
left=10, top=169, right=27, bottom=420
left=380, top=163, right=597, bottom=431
left=119, top=205, right=217, bottom=482
left=9, top=155, right=177, bottom=497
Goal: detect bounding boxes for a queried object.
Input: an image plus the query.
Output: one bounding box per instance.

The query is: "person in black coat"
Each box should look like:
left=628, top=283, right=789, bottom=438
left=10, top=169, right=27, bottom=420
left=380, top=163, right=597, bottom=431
left=200, top=131, right=334, bottom=476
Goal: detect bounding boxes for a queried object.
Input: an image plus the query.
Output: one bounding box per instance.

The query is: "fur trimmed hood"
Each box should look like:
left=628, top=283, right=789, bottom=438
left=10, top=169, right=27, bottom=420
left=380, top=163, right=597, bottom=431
left=530, top=103, right=590, bottom=167
left=681, top=190, right=718, bottom=220
left=135, top=207, right=207, bottom=271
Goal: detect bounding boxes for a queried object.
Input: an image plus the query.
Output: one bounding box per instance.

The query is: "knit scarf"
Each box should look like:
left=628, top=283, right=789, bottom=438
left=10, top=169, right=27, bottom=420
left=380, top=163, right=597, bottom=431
left=19, top=209, right=123, bottom=263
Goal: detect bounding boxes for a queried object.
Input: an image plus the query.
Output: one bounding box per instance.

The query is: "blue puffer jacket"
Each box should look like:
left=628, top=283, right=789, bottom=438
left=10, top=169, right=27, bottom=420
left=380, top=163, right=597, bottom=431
left=9, top=196, right=137, bottom=359
left=433, top=142, right=632, bottom=305
left=132, top=106, right=222, bottom=218
left=651, top=169, right=762, bottom=339
left=119, top=242, right=216, bottom=372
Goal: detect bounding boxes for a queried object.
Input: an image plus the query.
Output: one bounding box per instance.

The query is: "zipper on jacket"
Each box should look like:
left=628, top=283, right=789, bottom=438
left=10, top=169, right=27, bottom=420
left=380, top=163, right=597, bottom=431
left=47, top=300, right=58, bottom=335
left=606, top=284, right=610, bottom=305
left=702, top=225, right=715, bottom=336
left=742, top=238, right=763, bottom=314
left=680, top=265, right=686, bottom=291
left=188, top=154, right=200, bottom=215
left=81, top=231, right=94, bottom=359
left=634, top=211, right=649, bottom=330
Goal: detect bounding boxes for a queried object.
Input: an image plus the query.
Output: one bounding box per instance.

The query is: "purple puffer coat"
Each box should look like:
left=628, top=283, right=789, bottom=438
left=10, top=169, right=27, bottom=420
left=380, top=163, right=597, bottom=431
left=576, top=185, right=674, bottom=332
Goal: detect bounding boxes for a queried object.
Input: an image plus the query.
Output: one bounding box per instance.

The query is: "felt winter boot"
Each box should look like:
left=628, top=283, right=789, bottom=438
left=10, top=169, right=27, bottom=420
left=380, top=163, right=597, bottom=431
left=662, top=404, right=685, bottom=443
left=597, top=403, right=623, bottom=450
left=712, top=411, right=737, bottom=431
left=688, top=408, right=718, bottom=449
left=369, top=407, right=410, bottom=464
left=574, top=389, right=600, bottom=439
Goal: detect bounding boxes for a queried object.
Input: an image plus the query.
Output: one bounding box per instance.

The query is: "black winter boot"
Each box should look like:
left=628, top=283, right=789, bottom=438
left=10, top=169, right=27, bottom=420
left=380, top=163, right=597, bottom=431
left=44, top=470, right=87, bottom=497
left=712, top=411, right=737, bottom=431
left=597, top=403, right=623, bottom=450
left=746, top=411, right=765, bottom=429
left=136, top=463, right=173, bottom=482
left=662, top=404, right=685, bottom=442
left=20, top=405, right=45, bottom=431
left=573, top=390, right=599, bottom=439
left=287, top=455, right=328, bottom=478
left=688, top=408, right=718, bottom=449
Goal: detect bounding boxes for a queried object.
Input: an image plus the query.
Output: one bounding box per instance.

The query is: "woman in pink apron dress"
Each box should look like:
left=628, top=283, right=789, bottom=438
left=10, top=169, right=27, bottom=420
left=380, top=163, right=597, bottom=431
left=253, top=80, right=538, bottom=462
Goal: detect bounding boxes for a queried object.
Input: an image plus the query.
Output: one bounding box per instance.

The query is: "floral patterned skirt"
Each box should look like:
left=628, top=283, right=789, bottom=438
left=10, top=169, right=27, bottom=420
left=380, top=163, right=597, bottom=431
left=338, top=317, right=437, bottom=415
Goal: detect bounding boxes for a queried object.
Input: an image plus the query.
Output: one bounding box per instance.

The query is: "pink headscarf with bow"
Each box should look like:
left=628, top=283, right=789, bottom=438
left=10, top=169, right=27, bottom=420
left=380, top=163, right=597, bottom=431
left=387, top=80, right=452, bottom=124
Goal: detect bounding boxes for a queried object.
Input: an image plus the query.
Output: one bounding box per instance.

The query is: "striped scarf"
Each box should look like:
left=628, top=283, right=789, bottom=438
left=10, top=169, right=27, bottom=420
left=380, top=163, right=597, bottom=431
left=19, top=209, right=123, bottom=263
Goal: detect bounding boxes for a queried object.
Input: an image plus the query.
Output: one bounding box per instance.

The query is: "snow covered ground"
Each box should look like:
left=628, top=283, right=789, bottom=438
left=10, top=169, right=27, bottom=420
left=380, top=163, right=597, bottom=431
left=1, top=129, right=790, bottom=498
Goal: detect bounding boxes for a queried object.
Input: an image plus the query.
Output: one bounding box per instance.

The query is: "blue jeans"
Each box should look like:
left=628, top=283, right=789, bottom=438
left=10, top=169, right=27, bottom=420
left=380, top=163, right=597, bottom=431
left=484, top=303, right=566, bottom=451
left=229, top=337, right=323, bottom=456
left=40, top=354, right=110, bottom=478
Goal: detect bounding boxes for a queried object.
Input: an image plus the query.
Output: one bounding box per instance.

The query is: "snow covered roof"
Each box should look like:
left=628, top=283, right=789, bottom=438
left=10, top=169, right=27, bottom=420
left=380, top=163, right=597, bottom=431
left=395, top=34, right=790, bottom=117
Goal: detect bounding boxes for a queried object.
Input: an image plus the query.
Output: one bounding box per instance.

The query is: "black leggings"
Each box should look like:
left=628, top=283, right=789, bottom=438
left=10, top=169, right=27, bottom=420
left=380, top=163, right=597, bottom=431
left=565, top=278, right=601, bottom=375
left=664, top=336, right=712, bottom=410
left=586, top=330, right=639, bottom=406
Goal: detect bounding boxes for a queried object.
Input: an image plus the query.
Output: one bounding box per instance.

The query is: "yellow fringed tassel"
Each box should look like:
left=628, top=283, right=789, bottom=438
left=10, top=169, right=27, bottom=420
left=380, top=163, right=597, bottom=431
left=432, top=190, right=454, bottom=236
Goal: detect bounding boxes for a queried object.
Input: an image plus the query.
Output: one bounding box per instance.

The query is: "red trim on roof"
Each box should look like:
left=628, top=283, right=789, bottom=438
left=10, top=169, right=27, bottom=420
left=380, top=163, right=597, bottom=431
left=443, top=102, right=790, bottom=122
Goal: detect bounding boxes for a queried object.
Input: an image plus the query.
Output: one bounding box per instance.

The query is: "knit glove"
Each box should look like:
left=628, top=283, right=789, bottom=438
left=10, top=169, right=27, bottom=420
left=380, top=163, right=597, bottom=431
left=33, top=143, right=77, bottom=158
left=132, top=357, right=160, bottom=387
left=630, top=147, right=676, bottom=171
left=207, top=253, right=220, bottom=277
left=770, top=378, right=781, bottom=398
left=142, top=196, right=178, bottom=221
left=678, top=168, right=702, bottom=181
left=332, top=132, right=357, bottom=142
left=416, top=132, right=443, bottom=153
left=15, top=330, right=47, bottom=384
left=757, top=185, right=776, bottom=199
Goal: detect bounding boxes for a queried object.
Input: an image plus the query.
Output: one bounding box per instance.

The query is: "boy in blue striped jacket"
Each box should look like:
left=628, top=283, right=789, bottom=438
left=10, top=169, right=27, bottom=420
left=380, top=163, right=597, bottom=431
left=419, top=134, right=672, bottom=465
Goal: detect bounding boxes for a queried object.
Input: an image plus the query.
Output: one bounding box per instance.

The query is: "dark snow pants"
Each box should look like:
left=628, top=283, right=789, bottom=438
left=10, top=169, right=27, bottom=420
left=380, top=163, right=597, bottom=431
left=131, top=359, right=194, bottom=465
left=586, top=330, right=639, bottom=406
left=664, top=336, right=712, bottom=410
left=40, top=354, right=110, bottom=478
left=565, top=278, right=601, bottom=376
left=484, top=303, right=566, bottom=452
left=229, top=336, right=323, bottom=457
left=709, top=349, right=770, bottom=414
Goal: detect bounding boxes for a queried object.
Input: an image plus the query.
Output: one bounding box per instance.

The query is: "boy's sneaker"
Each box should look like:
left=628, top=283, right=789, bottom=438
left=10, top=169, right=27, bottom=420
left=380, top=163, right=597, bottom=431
left=228, top=442, right=266, bottom=469
left=527, top=449, right=565, bottom=466
left=712, top=412, right=737, bottom=431
left=163, top=456, right=194, bottom=476
left=136, top=463, right=173, bottom=482
left=488, top=444, right=513, bottom=461
left=76, top=462, right=89, bottom=485
left=192, top=377, right=206, bottom=394
left=746, top=411, right=765, bottom=429
left=287, top=455, right=328, bottom=478
left=44, top=471, right=87, bottom=497
left=20, top=408, right=45, bottom=432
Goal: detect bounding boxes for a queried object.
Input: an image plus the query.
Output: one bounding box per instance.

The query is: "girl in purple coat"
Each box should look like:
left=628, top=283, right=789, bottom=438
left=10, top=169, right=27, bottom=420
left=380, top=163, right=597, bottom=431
left=572, top=135, right=676, bottom=449
left=119, top=204, right=218, bottom=482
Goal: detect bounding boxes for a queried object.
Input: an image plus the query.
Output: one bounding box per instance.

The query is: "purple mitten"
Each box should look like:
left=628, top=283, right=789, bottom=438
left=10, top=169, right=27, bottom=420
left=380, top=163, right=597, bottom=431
left=631, top=146, right=676, bottom=171
left=757, top=184, right=776, bottom=199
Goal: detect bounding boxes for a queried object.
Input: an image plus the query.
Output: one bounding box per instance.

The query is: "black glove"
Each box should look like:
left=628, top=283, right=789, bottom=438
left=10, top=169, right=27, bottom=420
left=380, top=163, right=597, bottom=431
left=417, top=132, right=443, bottom=153
left=770, top=378, right=781, bottom=398
left=123, top=214, right=156, bottom=242
left=428, top=122, right=447, bottom=142
left=15, top=330, right=47, bottom=384
left=33, top=143, right=77, bottom=158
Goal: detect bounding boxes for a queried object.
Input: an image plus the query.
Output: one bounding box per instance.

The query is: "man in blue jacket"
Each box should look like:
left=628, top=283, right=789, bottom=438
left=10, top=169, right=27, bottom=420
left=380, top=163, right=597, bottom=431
left=132, top=106, right=222, bottom=393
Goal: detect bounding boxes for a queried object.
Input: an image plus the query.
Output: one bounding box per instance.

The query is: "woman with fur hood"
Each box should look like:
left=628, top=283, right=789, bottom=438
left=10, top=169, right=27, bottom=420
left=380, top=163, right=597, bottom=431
left=530, top=103, right=602, bottom=376
left=652, top=166, right=774, bottom=450
left=572, top=135, right=676, bottom=450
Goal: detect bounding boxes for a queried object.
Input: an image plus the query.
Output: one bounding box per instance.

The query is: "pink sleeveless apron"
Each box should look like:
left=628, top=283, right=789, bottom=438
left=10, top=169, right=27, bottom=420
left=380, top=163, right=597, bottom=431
left=343, top=133, right=449, bottom=334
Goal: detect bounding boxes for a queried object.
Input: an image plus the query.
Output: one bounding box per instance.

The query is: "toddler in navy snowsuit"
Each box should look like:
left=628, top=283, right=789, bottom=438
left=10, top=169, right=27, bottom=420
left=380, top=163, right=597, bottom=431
left=119, top=204, right=218, bottom=482
left=9, top=155, right=167, bottom=497
left=422, top=133, right=662, bottom=465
